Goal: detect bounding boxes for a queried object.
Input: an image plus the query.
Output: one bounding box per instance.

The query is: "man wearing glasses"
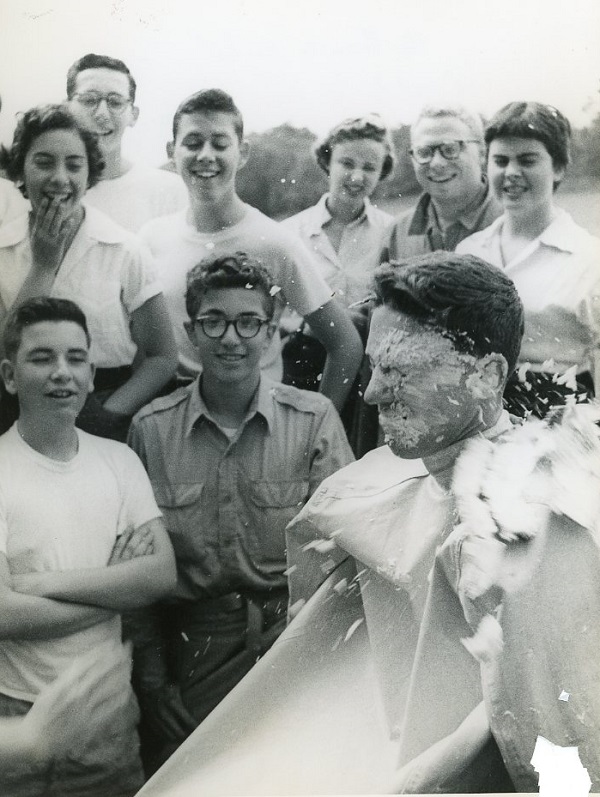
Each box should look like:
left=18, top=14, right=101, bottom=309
left=128, top=252, right=353, bottom=772
left=384, top=106, right=501, bottom=258
left=67, top=54, right=186, bottom=232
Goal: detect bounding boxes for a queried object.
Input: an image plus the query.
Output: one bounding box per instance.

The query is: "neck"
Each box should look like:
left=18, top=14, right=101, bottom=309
left=326, top=193, right=365, bottom=224
left=100, top=150, right=132, bottom=180
left=188, top=192, right=246, bottom=233
left=431, top=181, right=486, bottom=224
left=423, top=406, right=503, bottom=492
left=504, top=203, right=555, bottom=239
left=199, top=374, right=260, bottom=426
left=17, top=416, right=78, bottom=462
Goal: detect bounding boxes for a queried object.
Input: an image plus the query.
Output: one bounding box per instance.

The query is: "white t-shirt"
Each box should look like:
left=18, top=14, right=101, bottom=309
left=0, top=205, right=161, bottom=367
left=140, top=204, right=334, bottom=379
left=0, top=424, right=161, bottom=701
left=84, top=163, right=188, bottom=233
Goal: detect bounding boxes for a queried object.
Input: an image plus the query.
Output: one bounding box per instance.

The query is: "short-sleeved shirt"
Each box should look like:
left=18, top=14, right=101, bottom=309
left=457, top=210, right=600, bottom=380
left=84, top=163, right=188, bottom=233
left=139, top=204, right=334, bottom=379
left=0, top=205, right=161, bottom=367
left=383, top=184, right=501, bottom=260
left=282, top=194, right=394, bottom=307
left=0, top=424, right=161, bottom=701
left=128, top=377, right=354, bottom=601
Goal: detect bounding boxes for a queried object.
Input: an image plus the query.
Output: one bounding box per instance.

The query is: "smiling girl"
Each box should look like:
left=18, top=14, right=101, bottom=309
left=458, top=102, right=600, bottom=418
left=0, top=104, right=176, bottom=439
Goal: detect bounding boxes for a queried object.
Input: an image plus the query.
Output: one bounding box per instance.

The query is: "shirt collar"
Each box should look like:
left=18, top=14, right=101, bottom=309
left=408, top=181, right=492, bottom=236
left=476, top=208, right=580, bottom=255
left=0, top=203, right=130, bottom=249
left=184, top=376, right=276, bottom=437
left=305, top=193, right=372, bottom=236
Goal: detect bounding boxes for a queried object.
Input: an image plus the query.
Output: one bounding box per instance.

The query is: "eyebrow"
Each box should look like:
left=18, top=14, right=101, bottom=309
left=32, top=153, right=86, bottom=161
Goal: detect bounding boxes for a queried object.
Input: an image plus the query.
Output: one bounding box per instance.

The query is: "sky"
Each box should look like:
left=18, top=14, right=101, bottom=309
left=1, top=0, right=600, bottom=166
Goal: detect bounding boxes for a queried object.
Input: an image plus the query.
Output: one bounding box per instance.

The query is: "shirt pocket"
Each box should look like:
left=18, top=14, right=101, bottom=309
left=151, top=481, right=205, bottom=561
left=244, top=480, right=310, bottom=566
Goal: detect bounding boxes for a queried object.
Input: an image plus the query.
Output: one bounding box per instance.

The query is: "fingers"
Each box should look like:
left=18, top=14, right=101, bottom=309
left=109, top=525, right=155, bottom=564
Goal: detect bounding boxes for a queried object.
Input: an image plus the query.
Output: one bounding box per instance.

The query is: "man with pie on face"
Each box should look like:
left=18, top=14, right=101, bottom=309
left=288, top=252, right=600, bottom=792
left=383, top=106, right=501, bottom=259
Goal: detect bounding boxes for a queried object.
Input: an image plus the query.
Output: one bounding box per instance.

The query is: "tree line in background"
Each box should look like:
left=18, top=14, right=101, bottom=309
left=161, top=108, right=600, bottom=220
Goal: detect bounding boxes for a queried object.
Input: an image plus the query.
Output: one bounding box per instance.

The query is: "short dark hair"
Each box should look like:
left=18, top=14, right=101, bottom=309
left=66, top=53, right=136, bottom=102
left=1, top=104, right=104, bottom=194
left=3, top=297, right=91, bottom=361
left=373, top=252, right=524, bottom=375
left=185, top=252, right=275, bottom=320
left=315, top=114, right=395, bottom=179
left=172, top=89, right=244, bottom=142
left=485, top=102, right=571, bottom=187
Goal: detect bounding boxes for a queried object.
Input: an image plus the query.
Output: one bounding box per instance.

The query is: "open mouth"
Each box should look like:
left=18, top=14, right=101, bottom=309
left=46, top=389, right=77, bottom=399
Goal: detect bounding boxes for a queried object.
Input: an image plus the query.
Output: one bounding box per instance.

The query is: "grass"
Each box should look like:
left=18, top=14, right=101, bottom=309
left=376, top=189, right=600, bottom=237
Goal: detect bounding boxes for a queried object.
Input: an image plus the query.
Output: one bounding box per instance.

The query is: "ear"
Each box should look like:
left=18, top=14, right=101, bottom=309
left=166, top=140, right=175, bottom=161
left=0, top=359, right=17, bottom=396
left=552, top=163, right=566, bottom=186
left=262, top=323, right=276, bottom=352
left=87, top=362, right=96, bottom=395
left=479, top=353, right=508, bottom=390
left=237, top=138, right=250, bottom=170
left=184, top=320, right=196, bottom=347
left=127, top=104, right=140, bottom=128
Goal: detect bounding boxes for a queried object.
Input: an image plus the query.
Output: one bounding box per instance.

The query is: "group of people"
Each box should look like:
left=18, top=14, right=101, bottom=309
left=0, top=50, right=597, bottom=796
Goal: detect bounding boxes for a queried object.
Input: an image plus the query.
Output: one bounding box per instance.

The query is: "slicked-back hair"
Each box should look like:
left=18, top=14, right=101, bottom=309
left=172, top=89, right=244, bottom=142
left=1, top=104, right=104, bottom=193
left=485, top=101, right=571, bottom=186
left=373, top=252, right=524, bottom=375
left=315, top=114, right=395, bottom=179
left=185, top=252, right=275, bottom=321
left=66, top=53, right=136, bottom=102
left=3, top=297, right=91, bottom=361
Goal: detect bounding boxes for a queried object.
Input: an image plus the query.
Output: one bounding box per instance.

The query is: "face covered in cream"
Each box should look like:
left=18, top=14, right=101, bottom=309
left=364, top=305, right=504, bottom=459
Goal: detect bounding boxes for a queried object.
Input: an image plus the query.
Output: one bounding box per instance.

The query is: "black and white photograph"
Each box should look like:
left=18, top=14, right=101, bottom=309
left=0, top=0, right=599, bottom=794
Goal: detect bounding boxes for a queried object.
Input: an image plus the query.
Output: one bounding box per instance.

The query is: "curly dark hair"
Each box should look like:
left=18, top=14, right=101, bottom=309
left=185, top=252, right=276, bottom=320
left=0, top=104, right=104, bottom=195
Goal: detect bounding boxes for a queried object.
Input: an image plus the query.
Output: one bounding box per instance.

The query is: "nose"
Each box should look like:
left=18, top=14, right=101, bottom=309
left=51, top=356, right=72, bottom=381
left=428, top=148, right=447, bottom=168
left=504, top=159, right=521, bottom=177
left=50, top=162, right=70, bottom=186
left=349, top=168, right=364, bottom=183
left=195, top=142, right=216, bottom=160
left=363, top=367, right=394, bottom=406
left=92, top=98, right=111, bottom=120
left=221, top=321, right=241, bottom=344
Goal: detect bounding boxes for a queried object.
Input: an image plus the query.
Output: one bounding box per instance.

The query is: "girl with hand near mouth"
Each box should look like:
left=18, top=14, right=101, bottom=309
left=0, top=104, right=176, bottom=440
left=458, top=102, right=600, bottom=418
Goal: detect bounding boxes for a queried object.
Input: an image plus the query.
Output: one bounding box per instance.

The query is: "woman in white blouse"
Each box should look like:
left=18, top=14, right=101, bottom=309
left=458, top=102, right=600, bottom=418
left=0, top=104, right=176, bottom=438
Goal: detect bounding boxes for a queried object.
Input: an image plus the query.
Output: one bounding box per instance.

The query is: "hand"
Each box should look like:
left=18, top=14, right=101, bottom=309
left=11, top=571, right=50, bottom=597
left=139, top=683, right=198, bottom=743
left=109, top=526, right=155, bottom=564
left=20, top=644, right=132, bottom=764
left=30, top=198, right=77, bottom=273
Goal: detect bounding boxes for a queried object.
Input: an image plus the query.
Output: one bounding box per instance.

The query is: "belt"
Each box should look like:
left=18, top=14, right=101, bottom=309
left=178, top=588, right=288, bottom=658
